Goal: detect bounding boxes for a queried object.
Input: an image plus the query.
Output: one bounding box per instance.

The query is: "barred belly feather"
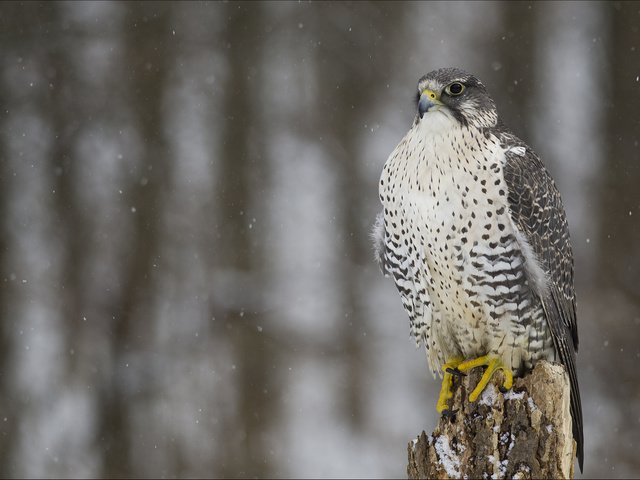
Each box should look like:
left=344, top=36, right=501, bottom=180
left=379, top=115, right=555, bottom=378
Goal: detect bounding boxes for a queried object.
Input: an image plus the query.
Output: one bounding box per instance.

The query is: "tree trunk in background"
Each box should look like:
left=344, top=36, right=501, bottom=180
left=0, top=47, right=14, bottom=480
left=96, top=3, right=173, bottom=476
left=43, top=3, right=89, bottom=382
left=213, top=3, right=276, bottom=477
left=0, top=3, right=69, bottom=475
left=598, top=3, right=640, bottom=304
left=593, top=3, right=640, bottom=470
left=308, top=1, right=408, bottom=430
left=317, top=5, right=369, bottom=429
left=407, top=362, right=577, bottom=479
left=488, top=2, right=538, bottom=141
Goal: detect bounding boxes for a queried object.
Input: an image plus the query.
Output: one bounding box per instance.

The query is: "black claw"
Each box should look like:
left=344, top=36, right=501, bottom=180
left=499, top=386, right=508, bottom=393
left=441, top=408, right=458, bottom=419
left=446, top=367, right=466, bottom=378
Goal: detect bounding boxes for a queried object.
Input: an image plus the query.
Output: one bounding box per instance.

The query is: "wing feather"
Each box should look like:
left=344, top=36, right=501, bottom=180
left=372, top=211, right=389, bottom=276
left=499, top=132, right=584, bottom=471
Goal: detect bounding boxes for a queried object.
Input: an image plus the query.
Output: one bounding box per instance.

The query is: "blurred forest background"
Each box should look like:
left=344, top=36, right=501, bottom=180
left=0, top=1, right=639, bottom=478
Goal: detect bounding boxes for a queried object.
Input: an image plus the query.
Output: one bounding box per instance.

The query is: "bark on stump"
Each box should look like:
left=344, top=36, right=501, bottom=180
left=407, top=361, right=576, bottom=479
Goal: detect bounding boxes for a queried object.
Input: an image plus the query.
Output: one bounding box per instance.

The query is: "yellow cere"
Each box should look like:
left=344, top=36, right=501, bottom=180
left=422, top=89, right=439, bottom=100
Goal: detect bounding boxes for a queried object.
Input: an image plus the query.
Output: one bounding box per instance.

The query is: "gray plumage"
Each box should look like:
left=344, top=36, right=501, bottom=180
left=374, top=67, right=583, bottom=470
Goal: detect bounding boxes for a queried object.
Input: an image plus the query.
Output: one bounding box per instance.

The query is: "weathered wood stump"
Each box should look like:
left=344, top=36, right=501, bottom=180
left=408, top=361, right=576, bottom=479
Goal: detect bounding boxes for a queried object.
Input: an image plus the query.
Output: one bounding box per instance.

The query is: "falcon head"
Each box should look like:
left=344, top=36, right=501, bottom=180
left=415, top=68, right=498, bottom=129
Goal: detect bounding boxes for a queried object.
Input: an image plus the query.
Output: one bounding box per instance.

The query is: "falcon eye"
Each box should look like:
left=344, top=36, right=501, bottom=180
left=445, top=82, right=465, bottom=96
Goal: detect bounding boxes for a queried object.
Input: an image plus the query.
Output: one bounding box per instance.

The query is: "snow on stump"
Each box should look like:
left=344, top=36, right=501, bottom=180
left=407, top=361, right=576, bottom=479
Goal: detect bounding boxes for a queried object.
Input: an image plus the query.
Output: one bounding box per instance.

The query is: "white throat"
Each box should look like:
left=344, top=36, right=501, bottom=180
left=417, top=109, right=460, bottom=137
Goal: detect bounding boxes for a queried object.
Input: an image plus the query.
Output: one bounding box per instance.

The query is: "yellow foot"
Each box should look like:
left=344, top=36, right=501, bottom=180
left=436, top=356, right=464, bottom=413
left=457, top=354, right=513, bottom=402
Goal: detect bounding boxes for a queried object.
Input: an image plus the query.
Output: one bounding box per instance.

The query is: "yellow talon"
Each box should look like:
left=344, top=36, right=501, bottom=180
left=436, top=356, right=464, bottom=413
left=457, top=354, right=513, bottom=402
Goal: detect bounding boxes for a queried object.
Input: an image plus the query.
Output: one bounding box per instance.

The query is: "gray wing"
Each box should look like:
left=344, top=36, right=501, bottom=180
left=500, top=133, right=584, bottom=471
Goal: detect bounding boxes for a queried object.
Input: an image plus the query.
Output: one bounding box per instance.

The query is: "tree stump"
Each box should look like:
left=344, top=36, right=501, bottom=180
left=407, top=361, right=576, bottom=479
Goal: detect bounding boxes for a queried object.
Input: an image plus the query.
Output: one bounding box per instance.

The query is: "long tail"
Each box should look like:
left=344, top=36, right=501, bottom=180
left=543, top=291, right=584, bottom=472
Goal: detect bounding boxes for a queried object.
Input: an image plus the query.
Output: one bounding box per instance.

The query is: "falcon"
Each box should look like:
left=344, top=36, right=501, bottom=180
left=373, top=67, right=583, bottom=470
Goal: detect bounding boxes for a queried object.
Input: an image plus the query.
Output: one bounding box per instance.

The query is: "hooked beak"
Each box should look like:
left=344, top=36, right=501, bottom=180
left=418, top=89, right=443, bottom=118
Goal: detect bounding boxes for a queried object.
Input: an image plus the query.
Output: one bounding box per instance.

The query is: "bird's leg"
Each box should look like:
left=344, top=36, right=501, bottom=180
left=436, top=356, right=464, bottom=413
left=457, top=354, right=513, bottom=402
